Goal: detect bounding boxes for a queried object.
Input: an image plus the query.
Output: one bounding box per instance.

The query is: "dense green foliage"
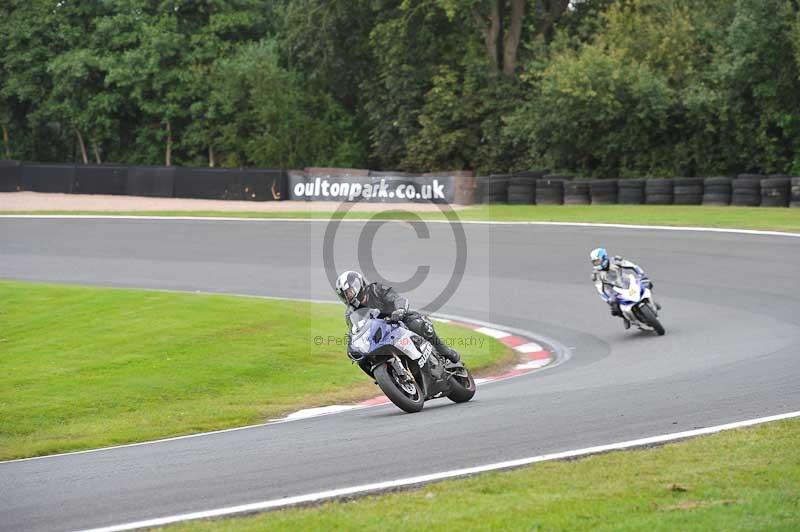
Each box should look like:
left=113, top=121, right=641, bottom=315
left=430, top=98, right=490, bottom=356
left=1, top=0, right=799, bottom=176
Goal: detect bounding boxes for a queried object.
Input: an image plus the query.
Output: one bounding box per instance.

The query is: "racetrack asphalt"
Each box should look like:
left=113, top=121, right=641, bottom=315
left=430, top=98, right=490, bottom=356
left=1, top=217, right=799, bottom=532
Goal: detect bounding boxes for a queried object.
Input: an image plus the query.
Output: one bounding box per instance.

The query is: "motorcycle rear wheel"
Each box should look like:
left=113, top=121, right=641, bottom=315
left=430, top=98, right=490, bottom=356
left=374, top=362, right=425, bottom=413
left=637, top=304, right=666, bottom=336
left=446, top=367, right=476, bottom=403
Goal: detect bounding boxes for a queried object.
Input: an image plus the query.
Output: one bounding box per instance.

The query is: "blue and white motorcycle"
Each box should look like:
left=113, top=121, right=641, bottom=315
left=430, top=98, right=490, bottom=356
left=612, top=273, right=666, bottom=336
left=348, top=308, right=476, bottom=413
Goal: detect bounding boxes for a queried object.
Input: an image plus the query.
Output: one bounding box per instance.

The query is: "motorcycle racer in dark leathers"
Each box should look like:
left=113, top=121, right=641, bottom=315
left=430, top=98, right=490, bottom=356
left=335, top=271, right=461, bottom=373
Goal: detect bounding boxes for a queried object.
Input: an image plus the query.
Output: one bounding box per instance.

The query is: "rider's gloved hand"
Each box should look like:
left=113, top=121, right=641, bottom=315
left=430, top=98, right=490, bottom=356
left=390, top=309, right=406, bottom=322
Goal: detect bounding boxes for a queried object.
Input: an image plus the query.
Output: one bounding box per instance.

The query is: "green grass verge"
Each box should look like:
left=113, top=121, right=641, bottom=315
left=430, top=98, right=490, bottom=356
left=169, top=418, right=800, bottom=531
left=0, top=280, right=513, bottom=460
left=3, top=205, right=800, bottom=232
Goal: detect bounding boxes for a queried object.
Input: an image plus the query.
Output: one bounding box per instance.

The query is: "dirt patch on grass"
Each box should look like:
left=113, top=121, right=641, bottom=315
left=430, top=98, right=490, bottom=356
left=662, top=500, right=739, bottom=511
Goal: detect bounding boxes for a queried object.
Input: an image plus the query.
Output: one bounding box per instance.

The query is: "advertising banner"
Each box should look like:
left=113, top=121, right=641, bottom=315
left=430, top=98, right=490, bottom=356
left=287, top=172, right=456, bottom=203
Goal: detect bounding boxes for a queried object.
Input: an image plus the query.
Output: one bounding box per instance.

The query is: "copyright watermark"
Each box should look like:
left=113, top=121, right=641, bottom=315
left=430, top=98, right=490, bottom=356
left=313, top=335, right=485, bottom=349
left=321, top=183, right=467, bottom=313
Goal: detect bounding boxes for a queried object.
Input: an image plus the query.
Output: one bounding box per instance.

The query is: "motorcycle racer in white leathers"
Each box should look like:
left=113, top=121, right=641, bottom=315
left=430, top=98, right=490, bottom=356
left=590, top=247, right=660, bottom=329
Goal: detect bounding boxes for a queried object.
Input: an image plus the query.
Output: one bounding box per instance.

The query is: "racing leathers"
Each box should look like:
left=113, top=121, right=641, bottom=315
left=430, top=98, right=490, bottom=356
left=344, top=282, right=461, bottom=371
left=592, top=256, right=654, bottom=319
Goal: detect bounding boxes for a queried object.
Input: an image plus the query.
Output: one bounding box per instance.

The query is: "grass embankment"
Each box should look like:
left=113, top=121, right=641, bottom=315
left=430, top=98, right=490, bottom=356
left=4, top=205, right=800, bottom=232
left=0, top=281, right=512, bottom=460
left=170, top=418, right=800, bottom=531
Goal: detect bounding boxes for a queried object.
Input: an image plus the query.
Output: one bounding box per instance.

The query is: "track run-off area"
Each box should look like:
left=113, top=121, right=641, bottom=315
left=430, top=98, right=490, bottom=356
left=1, top=215, right=799, bottom=532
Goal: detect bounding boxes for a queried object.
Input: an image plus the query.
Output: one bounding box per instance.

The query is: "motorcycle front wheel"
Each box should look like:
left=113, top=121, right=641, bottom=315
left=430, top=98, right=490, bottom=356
left=446, top=366, right=476, bottom=403
left=637, top=304, right=666, bottom=336
left=374, top=362, right=425, bottom=413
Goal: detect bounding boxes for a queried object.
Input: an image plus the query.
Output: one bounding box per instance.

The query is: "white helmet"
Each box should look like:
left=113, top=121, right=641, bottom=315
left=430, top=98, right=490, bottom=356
left=335, top=271, right=368, bottom=307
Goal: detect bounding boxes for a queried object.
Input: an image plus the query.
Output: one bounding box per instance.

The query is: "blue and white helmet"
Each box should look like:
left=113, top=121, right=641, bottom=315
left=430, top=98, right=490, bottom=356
left=590, top=248, right=609, bottom=271
left=335, top=270, right=368, bottom=307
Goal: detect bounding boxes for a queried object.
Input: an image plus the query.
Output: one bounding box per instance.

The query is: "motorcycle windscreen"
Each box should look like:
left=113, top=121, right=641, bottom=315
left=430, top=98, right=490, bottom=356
left=349, top=307, right=380, bottom=333
left=349, top=310, right=378, bottom=354
left=614, top=274, right=643, bottom=304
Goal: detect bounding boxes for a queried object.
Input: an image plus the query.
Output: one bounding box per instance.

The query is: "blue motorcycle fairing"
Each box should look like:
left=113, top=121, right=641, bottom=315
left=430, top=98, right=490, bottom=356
left=350, top=317, right=424, bottom=357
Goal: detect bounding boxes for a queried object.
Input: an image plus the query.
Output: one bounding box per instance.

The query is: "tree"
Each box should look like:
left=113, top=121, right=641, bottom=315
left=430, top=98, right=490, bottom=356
left=435, top=0, right=570, bottom=77
left=508, top=45, right=671, bottom=177
left=507, top=0, right=800, bottom=177
left=717, top=0, right=800, bottom=173
left=0, top=0, right=72, bottom=161
left=96, top=2, right=191, bottom=166
left=210, top=41, right=362, bottom=168
left=179, top=0, right=275, bottom=166
left=278, top=0, right=385, bottom=168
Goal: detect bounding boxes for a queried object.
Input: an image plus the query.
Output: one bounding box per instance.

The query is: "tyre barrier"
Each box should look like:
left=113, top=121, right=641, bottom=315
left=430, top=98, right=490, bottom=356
left=618, top=179, right=645, bottom=204
left=507, top=176, right=537, bottom=205
left=590, top=179, right=618, bottom=205
left=645, top=178, right=673, bottom=205
left=537, top=175, right=570, bottom=205
left=0, top=160, right=21, bottom=192
left=792, top=177, right=800, bottom=208
left=3, top=158, right=796, bottom=209
left=732, top=174, right=762, bottom=207
left=564, top=180, right=590, bottom=205
left=448, top=173, right=477, bottom=205
left=760, top=175, right=790, bottom=207
left=478, top=175, right=509, bottom=204
left=672, top=177, right=703, bottom=205
left=702, top=176, right=733, bottom=206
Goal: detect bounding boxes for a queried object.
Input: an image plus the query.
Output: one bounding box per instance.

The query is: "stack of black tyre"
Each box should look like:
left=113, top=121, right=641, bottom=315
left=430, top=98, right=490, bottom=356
left=477, top=175, right=509, bottom=204
left=536, top=175, right=570, bottom=205
left=563, top=180, right=590, bottom=204
left=792, top=177, right=800, bottom=208
left=732, top=174, right=762, bottom=206
left=590, top=180, right=618, bottom=205
left=702, top=177, right=733, bottom=205
left=507, top=173, right=540, bottom=204
left=479, top=171, right=798, bottom=208
left=672, top=177, right=703, bottom=205
left=760, top=175, right=791, bottom=207
left=645, top=178, right=673, bottom=205
left=618, top=179, right=645, bottom=204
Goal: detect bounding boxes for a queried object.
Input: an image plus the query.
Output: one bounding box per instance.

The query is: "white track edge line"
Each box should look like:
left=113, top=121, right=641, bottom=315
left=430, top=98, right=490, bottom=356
left=0, top=297, right=563, bottom=465
left=0, top=214, right=798, bottom=238
left=79, top=409, right=800, bottom=532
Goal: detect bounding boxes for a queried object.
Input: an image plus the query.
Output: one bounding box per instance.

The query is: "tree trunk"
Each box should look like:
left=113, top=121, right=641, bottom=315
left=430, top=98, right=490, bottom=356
left=74, top=128, right=88, bottom=164
left=93, top=142, right=102, bottom=164
left=473, top=1, right=503, bottom=76
left=536, top=0, right=570, bottom=41
left=208, top=143, right=215, bottom=168
left=165, top=120, right=172, bottom=167
left=502, top=0, right=525, bottom=77
left=2, top=125, right=10, bottom=158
